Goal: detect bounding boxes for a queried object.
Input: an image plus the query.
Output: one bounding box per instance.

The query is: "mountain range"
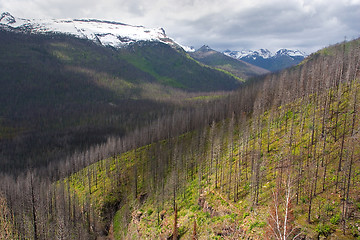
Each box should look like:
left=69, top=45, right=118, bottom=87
left=189, top=45, right=269, bottom=79
left=0, top=12, right=248, bottom=93
left=223, top=48, right=307, bottom=71
left=1, top=12, right=306, bottom=74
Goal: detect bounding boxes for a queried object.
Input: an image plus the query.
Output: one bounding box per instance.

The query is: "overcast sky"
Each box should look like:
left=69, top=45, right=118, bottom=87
left=1, top=0, right=359, bottom=53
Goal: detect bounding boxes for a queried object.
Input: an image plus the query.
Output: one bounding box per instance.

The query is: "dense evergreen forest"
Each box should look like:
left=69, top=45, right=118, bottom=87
left=0, top=36, right=360, bottom=239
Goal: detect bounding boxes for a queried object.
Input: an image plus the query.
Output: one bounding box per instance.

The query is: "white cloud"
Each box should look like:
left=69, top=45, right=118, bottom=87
left=1, top=0, right=359, bottom=53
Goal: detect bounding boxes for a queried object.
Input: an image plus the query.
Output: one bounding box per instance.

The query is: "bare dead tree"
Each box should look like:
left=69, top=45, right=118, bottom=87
left=267, top=176, right=302, bottom=240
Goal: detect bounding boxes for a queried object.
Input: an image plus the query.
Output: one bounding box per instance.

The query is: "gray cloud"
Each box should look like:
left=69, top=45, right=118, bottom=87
left=1, top=0, right=359, bottom=53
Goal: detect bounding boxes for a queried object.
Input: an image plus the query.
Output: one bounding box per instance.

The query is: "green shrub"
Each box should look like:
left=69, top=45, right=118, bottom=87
left=330, top=214, right=340, bottom=225
left=315, top=223, right=331, bottom=237
left=356, top=202, right=360, bottom=211
left=147, top=209, right=153, bottom=216
left=178, top=225, right=187, bottom=236
left=230, top=213, right=237, bottom=220
left=300, top=196, right=307, bottom=204
left=325, top=203, right=335, bottom=213
left=191, top=205, right=200, bottom=212
left=249, top=221, right=266, bottom=231
left=243, top=212, right=250, bottom=219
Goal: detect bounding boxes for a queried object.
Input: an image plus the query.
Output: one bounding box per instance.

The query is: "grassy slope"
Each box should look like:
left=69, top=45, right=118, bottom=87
left=65, top=76, right=360, bottom=239
left=118, top=42, right=242, bottom=91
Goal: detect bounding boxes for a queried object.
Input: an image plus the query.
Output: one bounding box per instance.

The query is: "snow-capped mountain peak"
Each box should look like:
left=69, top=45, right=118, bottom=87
left=0, top=12, right=16, bottom=24
left=224, top=48, right=307, bottom=60
left=257, top=49, right=272, bottom=59
left=181, top=45, right=195, bottom=52
left=0, top=12, right=182, bottom=49
left=223, top=48, right=273, bottom=59
left=275, top=49, right=307, bottom=57
left=223, top=48, right=307, bottom=72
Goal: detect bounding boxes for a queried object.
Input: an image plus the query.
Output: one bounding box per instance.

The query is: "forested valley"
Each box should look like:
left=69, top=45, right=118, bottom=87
left=1, top=35, right=360, bottom=239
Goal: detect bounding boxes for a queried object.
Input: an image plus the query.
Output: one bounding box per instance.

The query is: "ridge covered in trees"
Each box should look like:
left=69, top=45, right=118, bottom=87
left=0, top=37, right=359, bottom=239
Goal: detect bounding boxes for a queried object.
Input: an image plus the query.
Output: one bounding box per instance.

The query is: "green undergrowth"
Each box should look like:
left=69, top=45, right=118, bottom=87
left=184, top=94, right=226, bottom=102
left=117, top=43, right=241, bottom=92
left=118, top=52, right=186, bottom=89
left=0, top=124, right=23, bottom=140
left=65, top=79, right=360, bottom=239
left=213, top=67, right=244, bottom=83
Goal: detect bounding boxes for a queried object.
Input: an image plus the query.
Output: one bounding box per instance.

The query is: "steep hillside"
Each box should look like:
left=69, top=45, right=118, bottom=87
left=85, top=38, right=360, bottom=239
left=190, top=45, right=269, bottom=79
left=23, top=38, right=357, bottom=239
left=53, top=76, right=360, bottom=239
left=113, top=79, right=360, bottom=239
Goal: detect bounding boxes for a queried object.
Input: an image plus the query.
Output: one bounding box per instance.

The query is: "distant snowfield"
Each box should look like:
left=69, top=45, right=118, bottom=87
left=0, top=12, right=182, bottom=49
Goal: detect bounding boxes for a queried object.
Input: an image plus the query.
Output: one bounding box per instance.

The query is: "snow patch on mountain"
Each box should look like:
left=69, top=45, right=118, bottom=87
left=179, top=44, right=195, bottom=52
left=222, top=47, right=307, bottom=72
left=223, top=48, right=307, bottom=60
left=0, top=12, right=16, bottom=24
left=275, top=49, right=306, bottom=57
left=0, top=12, right=187, bottom=49
left=223, top=49, right=273, bottom=59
